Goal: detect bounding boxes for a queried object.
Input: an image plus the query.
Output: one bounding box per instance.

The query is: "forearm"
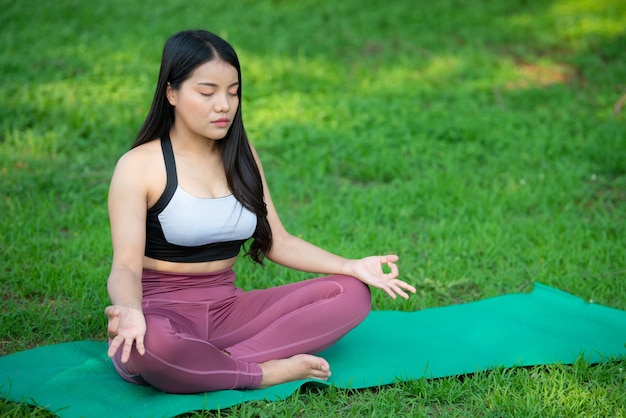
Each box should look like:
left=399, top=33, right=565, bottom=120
left=266, top=233, right=355, bottom=276
left=107, top=266, right=143, bottom=309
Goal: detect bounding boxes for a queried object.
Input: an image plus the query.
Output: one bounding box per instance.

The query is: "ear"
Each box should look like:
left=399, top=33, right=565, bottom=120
left=166, top=82, right=176, bottom=106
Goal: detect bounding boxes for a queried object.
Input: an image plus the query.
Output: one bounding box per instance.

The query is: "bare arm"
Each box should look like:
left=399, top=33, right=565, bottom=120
left=105, top=150, right=152, bottom=362
left=250, top=145, right=416, bottom=299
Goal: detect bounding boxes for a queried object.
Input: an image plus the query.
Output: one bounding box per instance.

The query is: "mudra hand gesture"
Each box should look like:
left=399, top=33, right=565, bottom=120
left=344, top=255, right=416, bottom=299
left=105, top=305, right=146, bottom=363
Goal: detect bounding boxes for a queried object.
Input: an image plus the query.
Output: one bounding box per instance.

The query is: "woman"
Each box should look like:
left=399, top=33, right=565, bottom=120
left=105, top=29, right=416, bottom=394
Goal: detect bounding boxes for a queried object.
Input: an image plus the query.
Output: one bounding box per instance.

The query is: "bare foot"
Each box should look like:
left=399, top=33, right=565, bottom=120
left=258, top=354, right=331, bottom=388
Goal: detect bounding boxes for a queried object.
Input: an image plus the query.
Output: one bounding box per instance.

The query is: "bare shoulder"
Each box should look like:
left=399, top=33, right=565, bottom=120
left=110, top=140, right=166, bottom=197
left=114, top=140, right=163, bottom=175
left=115, top=140, right=161, bottom=171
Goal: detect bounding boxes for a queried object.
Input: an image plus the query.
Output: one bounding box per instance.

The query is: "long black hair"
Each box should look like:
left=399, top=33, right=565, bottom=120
left=133, top=30, right=271, bottom=264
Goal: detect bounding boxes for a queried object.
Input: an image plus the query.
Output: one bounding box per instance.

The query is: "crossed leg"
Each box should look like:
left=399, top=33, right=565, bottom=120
left=112, top=274, right=371, bottom=393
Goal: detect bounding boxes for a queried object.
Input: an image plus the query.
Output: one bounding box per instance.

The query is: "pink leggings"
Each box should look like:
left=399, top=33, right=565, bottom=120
left=110, top=268, right=371, bottom=393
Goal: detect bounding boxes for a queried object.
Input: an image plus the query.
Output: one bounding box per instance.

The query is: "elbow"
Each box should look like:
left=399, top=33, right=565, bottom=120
left=264, top=230, right=295, bottom=262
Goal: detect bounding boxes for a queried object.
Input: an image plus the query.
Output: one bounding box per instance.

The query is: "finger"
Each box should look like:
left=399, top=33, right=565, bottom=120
left=391, top=284, right=409, bottom=300
left=135, top=335, right=146, bottom=356
left=400, top=281, right=417, bottom=294
left=394, top=279, right=416, bottom=294
left=107, top=335, right=122, bottom=358
left=381, top=254, right=399, bottom=263
left=381, top=284, right=397, bottom=300
left=392, top=280, right=417, bottom=299
left=379, top=280, right=412, bottom=300
left=107, top=315, right=121, bottom=338
left=385, top=261, right=399, bottom=278
left=104, top=305, right=121, bottom=319
left=121, top=338, right=135, bottom=363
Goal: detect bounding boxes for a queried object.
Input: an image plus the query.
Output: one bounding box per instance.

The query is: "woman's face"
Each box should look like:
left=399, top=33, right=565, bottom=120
left=167, top=59, right=240, bottom=140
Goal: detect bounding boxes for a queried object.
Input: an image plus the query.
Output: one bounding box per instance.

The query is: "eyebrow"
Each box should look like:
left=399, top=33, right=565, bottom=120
left=197, top=81, right=239, bottom=88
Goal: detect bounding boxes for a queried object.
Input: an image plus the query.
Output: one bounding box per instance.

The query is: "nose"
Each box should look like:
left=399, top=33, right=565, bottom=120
left=215, top=93, right=230, bottom=113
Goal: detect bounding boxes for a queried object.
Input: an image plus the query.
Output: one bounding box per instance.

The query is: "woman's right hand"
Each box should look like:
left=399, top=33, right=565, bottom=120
left=105, top=305, right=146, bottom=363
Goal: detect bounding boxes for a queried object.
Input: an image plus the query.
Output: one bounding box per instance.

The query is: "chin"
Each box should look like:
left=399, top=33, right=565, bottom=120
left=203, top=133, right=227, bottom=141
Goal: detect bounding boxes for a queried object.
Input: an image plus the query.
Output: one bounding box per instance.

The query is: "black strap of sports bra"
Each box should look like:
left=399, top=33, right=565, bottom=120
left=160, top=133, right=178, bottom=185
left=147, top=134, right=178, bottom=215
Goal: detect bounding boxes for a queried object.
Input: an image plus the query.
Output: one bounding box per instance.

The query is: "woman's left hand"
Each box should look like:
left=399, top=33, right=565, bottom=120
left=345, top=255, right=416, bottom=299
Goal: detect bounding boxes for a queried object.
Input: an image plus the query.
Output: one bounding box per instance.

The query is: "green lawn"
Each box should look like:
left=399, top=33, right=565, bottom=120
left=1, top=0, right=625, bottom=416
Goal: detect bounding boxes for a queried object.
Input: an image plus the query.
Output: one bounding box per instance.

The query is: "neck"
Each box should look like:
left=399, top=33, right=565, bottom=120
left=169, top=126, right=220, bottom=156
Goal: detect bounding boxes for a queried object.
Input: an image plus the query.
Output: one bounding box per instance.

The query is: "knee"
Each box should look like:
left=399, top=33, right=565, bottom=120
left=336, top=275, right=372, bottom=312
left=339, top=274, right=371, bottom=295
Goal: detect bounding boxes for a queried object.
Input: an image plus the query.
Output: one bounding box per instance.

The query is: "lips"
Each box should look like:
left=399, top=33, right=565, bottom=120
left=212, top=118, right=230, bottom=127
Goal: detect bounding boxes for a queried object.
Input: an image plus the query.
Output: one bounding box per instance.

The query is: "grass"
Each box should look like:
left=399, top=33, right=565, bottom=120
left=1, top=0, right=625, bottom=416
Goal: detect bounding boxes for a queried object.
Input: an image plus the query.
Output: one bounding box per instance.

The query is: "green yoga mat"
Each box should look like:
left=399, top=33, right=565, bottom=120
left=1, top=283, right=625, bottom=418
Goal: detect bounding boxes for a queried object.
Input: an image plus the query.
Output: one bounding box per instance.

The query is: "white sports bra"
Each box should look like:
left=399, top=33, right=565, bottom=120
left=144, top=134, right=257, bottom=262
